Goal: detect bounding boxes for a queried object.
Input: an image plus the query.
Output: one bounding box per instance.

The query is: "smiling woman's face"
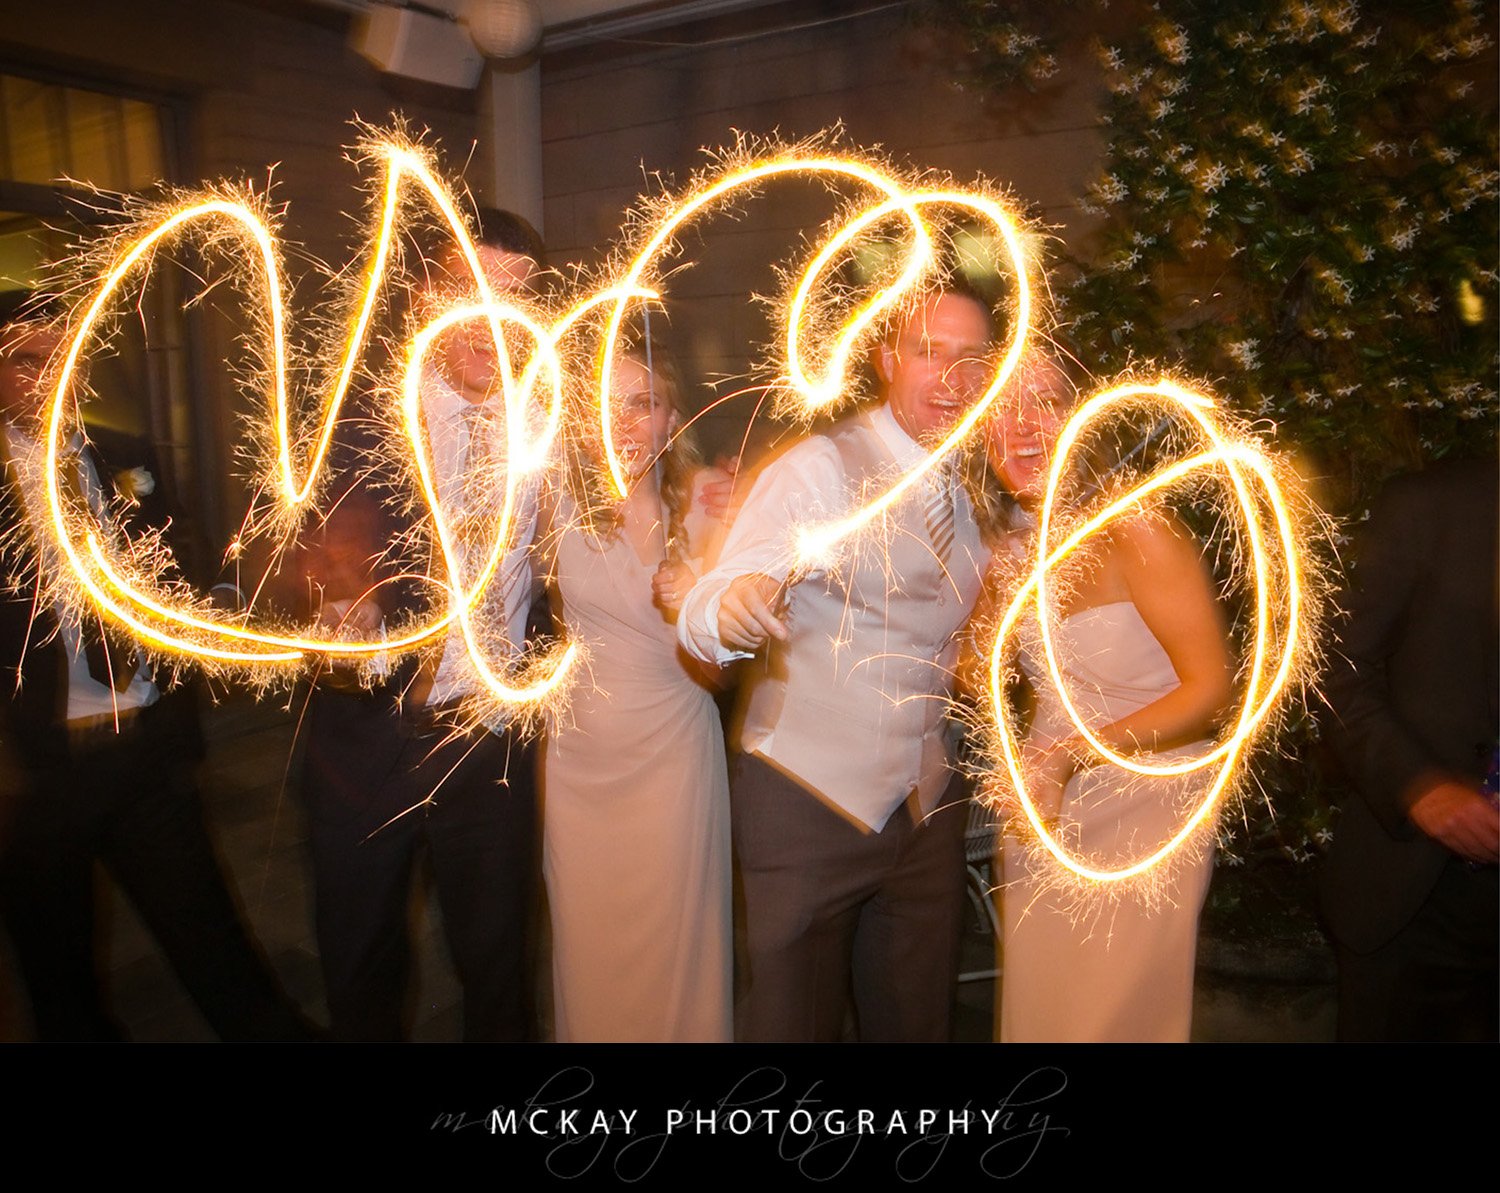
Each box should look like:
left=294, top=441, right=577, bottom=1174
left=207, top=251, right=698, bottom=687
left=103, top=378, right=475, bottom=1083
left=610, top=354, right=676, bottom=477
left=988, top=359, right=1074, bottom=506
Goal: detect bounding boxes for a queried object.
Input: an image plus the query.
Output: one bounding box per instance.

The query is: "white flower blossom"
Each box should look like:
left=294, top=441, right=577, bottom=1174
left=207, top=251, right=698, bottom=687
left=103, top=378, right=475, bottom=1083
left=1094, top=173, right=1129, bottom=204
left=1327, top=3, right=1358, bottom=35
left=1154, top=99, right=1176, bottom=119
left=1387, top=222, right=1420, bottom=251
left=1101, top=45, right=1124, bottom=70
left=1158, top=24, right=1190, bottom=64
left=1227, top=338, right=1261, bottom=368
left=1201, top=161, right=1230, bottom=191
left=1436, top=146, right=1460, bottom=164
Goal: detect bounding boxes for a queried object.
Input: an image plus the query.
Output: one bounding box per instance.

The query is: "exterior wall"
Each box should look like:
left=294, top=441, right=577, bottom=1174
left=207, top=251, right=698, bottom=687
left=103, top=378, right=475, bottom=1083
left=540, top=0, right=1105, bottom=454
left=1, top=0, right=483, bottom=545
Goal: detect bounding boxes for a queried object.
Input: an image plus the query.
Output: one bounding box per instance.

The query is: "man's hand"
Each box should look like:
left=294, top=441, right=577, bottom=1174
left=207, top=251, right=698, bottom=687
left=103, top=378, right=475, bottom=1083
left=317, top=596, right=384, bottom=635
left=717, top=572, right=789, bottom=652
left=1408, top=780, right=1500, bottom=864
left=652, top=560, right=695, bottom=616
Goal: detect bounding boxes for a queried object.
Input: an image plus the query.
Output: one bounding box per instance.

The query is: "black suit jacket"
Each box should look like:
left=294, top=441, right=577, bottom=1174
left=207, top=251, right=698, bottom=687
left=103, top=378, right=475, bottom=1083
left=0, top=424, right=202, bottom=770
left=1320, top=458, right=1499, bottom=953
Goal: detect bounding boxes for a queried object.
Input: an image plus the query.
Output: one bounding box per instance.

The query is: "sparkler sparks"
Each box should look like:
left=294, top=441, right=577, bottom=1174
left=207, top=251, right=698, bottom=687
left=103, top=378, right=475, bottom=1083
left=32, top=136, right=580, bottom=707
left=16, top=129, right=1312, bottom=887
left=985, top=380, right=1308, bottom=884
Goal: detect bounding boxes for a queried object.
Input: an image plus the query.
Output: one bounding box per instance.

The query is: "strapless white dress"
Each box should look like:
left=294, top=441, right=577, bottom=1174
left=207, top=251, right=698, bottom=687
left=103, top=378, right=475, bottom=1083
left=999, top=601, right=1216, bottom=1043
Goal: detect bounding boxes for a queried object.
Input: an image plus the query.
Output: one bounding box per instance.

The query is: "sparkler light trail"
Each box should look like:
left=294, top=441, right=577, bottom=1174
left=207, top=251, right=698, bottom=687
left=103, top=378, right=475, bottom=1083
left=16, top=128, right=1312, bottom=886
left=985, top=379, right=1307, bottom=884
left=28, top=131, right=1042, bottom=705
left=591, top=149, right=1035, bottom=569
left=32, top=136, right=581, bottom=708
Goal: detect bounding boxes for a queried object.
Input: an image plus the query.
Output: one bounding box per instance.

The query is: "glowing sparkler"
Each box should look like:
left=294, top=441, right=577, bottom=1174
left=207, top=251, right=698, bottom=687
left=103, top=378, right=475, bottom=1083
left=986, top=380, right=1306, bottom=883
left=36, top=136, right=580, bottom=705
left=592, top=153, right=1035, bottom=569
left=20, top=128, right=1311, bottom=888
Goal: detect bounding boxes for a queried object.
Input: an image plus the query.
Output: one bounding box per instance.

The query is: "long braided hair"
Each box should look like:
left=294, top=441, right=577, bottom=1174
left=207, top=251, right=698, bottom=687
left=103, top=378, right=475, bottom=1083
left=567, top=339, right=703, bottom=555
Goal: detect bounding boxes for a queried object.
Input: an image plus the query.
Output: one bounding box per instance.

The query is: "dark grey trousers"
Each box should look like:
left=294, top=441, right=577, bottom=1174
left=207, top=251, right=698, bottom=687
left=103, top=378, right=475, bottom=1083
left=730, top=751, right=968, bottom=1043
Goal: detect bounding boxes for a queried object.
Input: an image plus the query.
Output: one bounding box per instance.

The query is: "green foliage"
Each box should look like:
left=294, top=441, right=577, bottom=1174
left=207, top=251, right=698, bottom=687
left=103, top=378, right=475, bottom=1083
left=932, top=0, right=1498, bottom=869
left=938, top=0, right=1498, bottom=514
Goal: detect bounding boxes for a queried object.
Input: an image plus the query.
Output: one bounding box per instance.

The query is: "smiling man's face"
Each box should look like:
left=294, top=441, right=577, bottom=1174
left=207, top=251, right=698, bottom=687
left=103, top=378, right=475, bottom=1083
left=877, top=291, right=994, bottom=446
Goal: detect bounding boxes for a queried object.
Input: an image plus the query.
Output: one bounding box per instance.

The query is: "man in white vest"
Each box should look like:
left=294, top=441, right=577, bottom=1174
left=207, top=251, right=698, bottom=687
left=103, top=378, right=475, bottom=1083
left=679, top=286, right=993, bottom=1041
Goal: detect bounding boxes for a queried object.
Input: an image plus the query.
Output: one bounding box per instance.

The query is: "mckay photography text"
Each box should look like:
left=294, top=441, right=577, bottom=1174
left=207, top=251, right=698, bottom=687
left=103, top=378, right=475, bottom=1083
left=430, top=1065, right=1071, bottom=1180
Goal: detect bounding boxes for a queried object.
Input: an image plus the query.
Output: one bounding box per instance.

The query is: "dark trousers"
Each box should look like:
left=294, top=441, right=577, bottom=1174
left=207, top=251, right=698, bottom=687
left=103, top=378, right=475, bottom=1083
left=301, top=690, right=536, bottom=1042
left=1336, top=857, right=1499, bottom=1042
left=0, top=696, right=304, bottom=1041
left=730, top=752, right=968, bottom=1043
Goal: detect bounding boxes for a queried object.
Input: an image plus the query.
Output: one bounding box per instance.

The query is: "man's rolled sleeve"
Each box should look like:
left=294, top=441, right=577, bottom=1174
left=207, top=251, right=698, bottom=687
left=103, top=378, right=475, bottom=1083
left=677, top=436, right=846, bottom=666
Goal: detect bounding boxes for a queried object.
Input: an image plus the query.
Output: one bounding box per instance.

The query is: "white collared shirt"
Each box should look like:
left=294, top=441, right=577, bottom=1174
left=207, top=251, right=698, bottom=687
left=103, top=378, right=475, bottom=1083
left=678, top=402, right=928, bottom=667
left=3, top=422, right=158, bottom=721
left=419, top=369, right=536, bottom=707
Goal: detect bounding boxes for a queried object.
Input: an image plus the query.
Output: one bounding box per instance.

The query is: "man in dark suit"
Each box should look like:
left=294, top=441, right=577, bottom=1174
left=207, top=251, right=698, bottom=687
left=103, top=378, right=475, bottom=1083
left=296, top=209, right=546, bottom=1041
left=1320, top=457, right=1499, bottom=1041
left=0, top=290, right=308, bottom=1040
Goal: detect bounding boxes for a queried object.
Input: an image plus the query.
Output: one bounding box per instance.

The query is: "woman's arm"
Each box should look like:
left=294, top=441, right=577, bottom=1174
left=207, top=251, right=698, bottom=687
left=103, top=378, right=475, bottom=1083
left=1099, top=513, right=1235, bottom=752
left=1030, top=514, right=1235, bottom=818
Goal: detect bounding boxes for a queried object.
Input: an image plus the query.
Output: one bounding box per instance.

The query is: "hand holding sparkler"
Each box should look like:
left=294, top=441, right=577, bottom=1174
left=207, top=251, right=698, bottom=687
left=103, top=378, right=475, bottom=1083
left=715, top=571, right=790, bottom=651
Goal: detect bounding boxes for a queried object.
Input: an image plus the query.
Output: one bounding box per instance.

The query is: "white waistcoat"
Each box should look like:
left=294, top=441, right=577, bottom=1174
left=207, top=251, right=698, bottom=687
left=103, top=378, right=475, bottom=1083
left=737, top=416, right=986, bottom=830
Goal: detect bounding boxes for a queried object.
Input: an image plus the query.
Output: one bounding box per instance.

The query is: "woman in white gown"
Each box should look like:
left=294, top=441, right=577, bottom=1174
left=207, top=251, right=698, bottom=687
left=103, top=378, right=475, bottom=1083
left=541, top=347, right=732, bottom=1042
left=985, top=358, right=1235, bottom=1042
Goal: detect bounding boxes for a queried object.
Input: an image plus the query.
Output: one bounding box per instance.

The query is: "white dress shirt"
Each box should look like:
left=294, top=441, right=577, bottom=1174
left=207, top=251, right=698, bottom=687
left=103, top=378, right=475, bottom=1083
left=678, top=402, right=931, bottom=666
left=419, top=369, right=536, bottom=708
left=3, top=423, right=158, bottom=721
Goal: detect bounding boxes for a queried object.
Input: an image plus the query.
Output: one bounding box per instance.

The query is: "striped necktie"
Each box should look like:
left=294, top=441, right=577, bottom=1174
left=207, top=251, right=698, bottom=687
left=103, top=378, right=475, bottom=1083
left=925, top=459, right=956, bottom=565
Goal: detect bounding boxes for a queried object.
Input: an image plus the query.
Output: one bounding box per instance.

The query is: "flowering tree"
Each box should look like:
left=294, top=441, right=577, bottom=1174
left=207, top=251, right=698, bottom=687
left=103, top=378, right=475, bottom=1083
left=936, top=0, right=1497, bottom=514
left=933, top=0, right=1497, bottom=879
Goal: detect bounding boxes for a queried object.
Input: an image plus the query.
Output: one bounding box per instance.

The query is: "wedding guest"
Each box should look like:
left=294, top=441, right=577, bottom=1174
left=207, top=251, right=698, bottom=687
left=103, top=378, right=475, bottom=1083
left=1320, top=458, right=1498, bottom=1041
left=984, top=356, right=1234, bottom=1042
left=540, top=342, right=732, bottom=1042
left=0, top=291, right=309, bottom=1040
left=679, top=285, right=993, bottom=1042
left=296, top=209, right=546, bottom=1041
